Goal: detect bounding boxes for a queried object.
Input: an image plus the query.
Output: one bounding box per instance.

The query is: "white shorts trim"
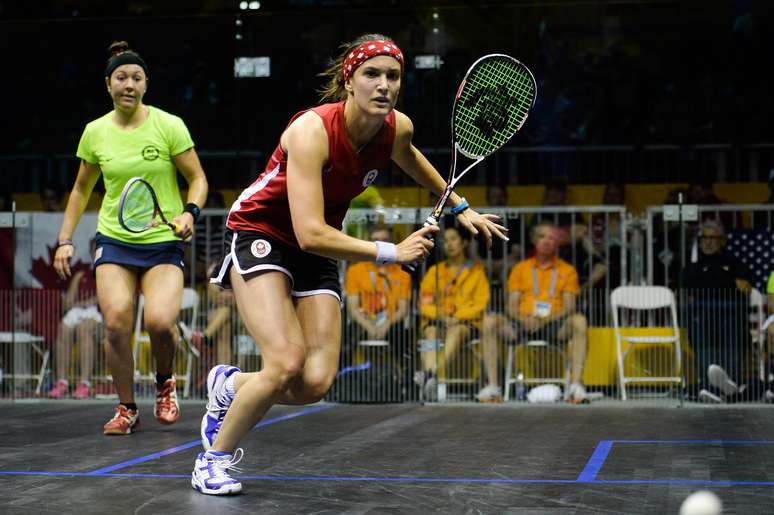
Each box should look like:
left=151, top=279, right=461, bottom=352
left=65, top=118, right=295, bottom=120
left=210, top=231, right=295, bottom=288
left=291, top=288, right=341, bottom=302
left=210, top=250, right=233, bottom=286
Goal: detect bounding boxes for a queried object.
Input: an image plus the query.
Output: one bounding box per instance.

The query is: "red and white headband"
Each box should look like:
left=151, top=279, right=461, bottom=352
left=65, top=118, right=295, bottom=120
left=342, top=40, right=404, bottom=83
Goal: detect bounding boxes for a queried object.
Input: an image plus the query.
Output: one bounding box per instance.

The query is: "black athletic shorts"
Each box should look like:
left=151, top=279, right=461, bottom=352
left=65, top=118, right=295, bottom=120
left=210, top=229, right=341, bottom=301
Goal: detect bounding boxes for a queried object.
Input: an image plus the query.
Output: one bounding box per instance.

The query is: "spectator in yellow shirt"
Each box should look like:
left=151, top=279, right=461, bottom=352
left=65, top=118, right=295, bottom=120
left=417, top=225, right=490, bottom=399
left=477, top=221, right=588, bottom=403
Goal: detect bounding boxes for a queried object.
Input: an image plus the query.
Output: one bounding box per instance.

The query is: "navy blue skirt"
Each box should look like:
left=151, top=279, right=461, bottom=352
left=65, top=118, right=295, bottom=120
left=94, top=233, right=185, bottom=270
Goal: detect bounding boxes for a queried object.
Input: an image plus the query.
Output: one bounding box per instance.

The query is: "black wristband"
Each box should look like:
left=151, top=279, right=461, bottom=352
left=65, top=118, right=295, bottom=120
left=183, top=203, right=201, bottom=223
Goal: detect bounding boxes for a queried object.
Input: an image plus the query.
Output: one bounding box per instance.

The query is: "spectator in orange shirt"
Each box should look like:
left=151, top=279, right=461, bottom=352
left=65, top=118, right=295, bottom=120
left=344, top=225, right=412, bottom=346
left=417, top=225, right=490, bottom=399
left=477, top=221, right=588, bottom=403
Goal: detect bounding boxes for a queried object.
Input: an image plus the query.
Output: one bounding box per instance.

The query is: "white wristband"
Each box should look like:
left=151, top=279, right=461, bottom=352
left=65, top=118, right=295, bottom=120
left=374, top=241, right=397, bottom=264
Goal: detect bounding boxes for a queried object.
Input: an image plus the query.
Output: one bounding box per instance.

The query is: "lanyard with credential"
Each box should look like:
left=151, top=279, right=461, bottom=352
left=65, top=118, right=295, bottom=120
left=368, top=269, right=390, bottom=293
left=532, top=267, right=558, bottom=300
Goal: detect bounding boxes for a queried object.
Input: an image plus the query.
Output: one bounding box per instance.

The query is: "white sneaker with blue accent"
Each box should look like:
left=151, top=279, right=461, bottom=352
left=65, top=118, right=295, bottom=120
left=201, top=364, right=241, bottom=450
left=191, top=448, right=244, bottom=495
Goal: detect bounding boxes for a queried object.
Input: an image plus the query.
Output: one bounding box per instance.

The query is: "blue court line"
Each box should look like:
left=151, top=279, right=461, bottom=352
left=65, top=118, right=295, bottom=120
left=2, top=471, right=774, bottom=486
left=336, top=362, right=371, bottom=376
left=592, top=479, right=774, bottom=486
left=576, top=439, right=774, bottom=483
left=577, top=440, right=613, bottom=482
left=612, top=439, right=774, bottom=445
left=87, top=403, right=336, bottom=475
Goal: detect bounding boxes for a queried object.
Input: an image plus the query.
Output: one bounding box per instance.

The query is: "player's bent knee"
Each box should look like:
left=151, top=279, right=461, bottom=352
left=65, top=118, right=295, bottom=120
left=304, top=372, right=337, bottom=403
left=143, top=316, right=176, bottom=338
left=270, top=354, right=306, bottom=391
left=103, top=320, right=132, bottom=342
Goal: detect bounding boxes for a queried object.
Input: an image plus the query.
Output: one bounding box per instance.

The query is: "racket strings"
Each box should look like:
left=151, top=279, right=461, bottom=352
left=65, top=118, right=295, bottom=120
left=454, top=56, right=536, bottom=158
left=456, top=63, right=531, bottom=153
left=122, top=183, right=156, bottom=231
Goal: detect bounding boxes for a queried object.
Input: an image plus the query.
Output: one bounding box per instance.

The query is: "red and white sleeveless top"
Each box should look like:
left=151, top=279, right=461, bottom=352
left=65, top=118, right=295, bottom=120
left=227, top=101, right=396, bottom=248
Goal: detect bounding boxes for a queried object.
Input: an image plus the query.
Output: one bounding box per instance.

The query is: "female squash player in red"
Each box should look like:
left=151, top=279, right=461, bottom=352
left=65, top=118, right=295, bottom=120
left=192, top=34, right=507, bottom=495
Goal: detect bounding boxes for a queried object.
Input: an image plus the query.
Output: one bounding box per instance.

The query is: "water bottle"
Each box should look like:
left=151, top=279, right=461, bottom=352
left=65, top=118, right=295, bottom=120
left=515, top=373, right=526, bottom=401
left=437, top=382, right=447, bottom=402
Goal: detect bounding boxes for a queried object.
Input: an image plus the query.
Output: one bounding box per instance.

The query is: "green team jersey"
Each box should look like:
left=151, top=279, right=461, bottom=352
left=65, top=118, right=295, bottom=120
left=76, top=105, right=194, bottom=244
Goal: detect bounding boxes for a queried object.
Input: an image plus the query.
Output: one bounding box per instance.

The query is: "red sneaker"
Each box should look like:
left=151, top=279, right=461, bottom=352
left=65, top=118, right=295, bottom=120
left=155, top=377, right=180, bottom=425
left=47, top=380, right=69, bottom=399
left=103, top=405, right=140, bottom=435
left=72, top=382, right=91, bottom=400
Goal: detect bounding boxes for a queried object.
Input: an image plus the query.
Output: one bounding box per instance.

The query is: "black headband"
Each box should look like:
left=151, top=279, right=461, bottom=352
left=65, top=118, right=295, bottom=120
left=105, top=52, right=149, bottom=78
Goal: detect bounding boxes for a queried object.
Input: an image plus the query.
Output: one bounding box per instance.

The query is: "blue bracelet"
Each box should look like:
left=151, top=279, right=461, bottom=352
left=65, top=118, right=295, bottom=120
left=450, top=198, right=469, bottom=215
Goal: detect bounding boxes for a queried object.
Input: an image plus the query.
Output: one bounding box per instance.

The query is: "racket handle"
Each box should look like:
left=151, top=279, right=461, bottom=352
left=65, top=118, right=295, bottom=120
left=402, top=262, right=418, bottom=274
left=401, top=216, right=439, bottom=274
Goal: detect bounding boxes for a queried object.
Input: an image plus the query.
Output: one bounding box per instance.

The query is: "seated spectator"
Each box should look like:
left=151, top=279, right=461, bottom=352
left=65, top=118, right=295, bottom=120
left=417, top=225, right=490, bottom=399
left=477, top=221, right=588, bottom=403
left=344, top=225, right=412, bottom=351
left=681, top=220, right=766, bottom=402
left=47, top=268, right=101, bottom=399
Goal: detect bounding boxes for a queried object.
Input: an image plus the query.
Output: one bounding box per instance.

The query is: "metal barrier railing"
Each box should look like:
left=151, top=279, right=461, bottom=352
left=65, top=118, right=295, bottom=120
left=2, top=287, right=769, bottom=404
left=1, top=206, right=772, bottom=404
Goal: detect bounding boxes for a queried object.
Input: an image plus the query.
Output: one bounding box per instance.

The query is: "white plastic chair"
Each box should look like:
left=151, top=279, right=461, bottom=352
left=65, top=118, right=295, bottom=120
left=133, top=287, right=200, bottom=398
left=611, top=285, right=682, bottom=400
left=0, top=331, right=48, bottom=395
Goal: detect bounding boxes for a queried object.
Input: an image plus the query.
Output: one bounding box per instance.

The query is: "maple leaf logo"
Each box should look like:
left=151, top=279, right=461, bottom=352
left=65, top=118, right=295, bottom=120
left=30, top=245, right=92, bottom=289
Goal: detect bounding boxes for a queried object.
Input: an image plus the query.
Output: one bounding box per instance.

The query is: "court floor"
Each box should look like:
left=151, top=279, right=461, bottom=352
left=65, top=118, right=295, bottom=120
left=2, top=401, right=774, bottom=514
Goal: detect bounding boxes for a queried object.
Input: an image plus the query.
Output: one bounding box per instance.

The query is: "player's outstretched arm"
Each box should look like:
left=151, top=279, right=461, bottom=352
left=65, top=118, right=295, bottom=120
left=390, top=111, right=508, bottom=248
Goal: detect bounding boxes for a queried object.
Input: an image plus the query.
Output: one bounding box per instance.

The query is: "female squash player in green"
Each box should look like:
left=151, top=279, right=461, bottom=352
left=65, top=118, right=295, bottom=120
left=53, top=41, right=208, bottom=435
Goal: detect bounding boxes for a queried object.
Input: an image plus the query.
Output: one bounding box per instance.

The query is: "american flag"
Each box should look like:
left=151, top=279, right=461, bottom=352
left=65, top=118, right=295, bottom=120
left=726, top=229, right=774, bottom=293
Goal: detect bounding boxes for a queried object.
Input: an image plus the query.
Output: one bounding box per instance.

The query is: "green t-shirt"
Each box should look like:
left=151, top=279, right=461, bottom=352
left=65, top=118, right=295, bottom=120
left=768, top=271, right=774, bottom=294
left=76, top=105, right=194, bottom=244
